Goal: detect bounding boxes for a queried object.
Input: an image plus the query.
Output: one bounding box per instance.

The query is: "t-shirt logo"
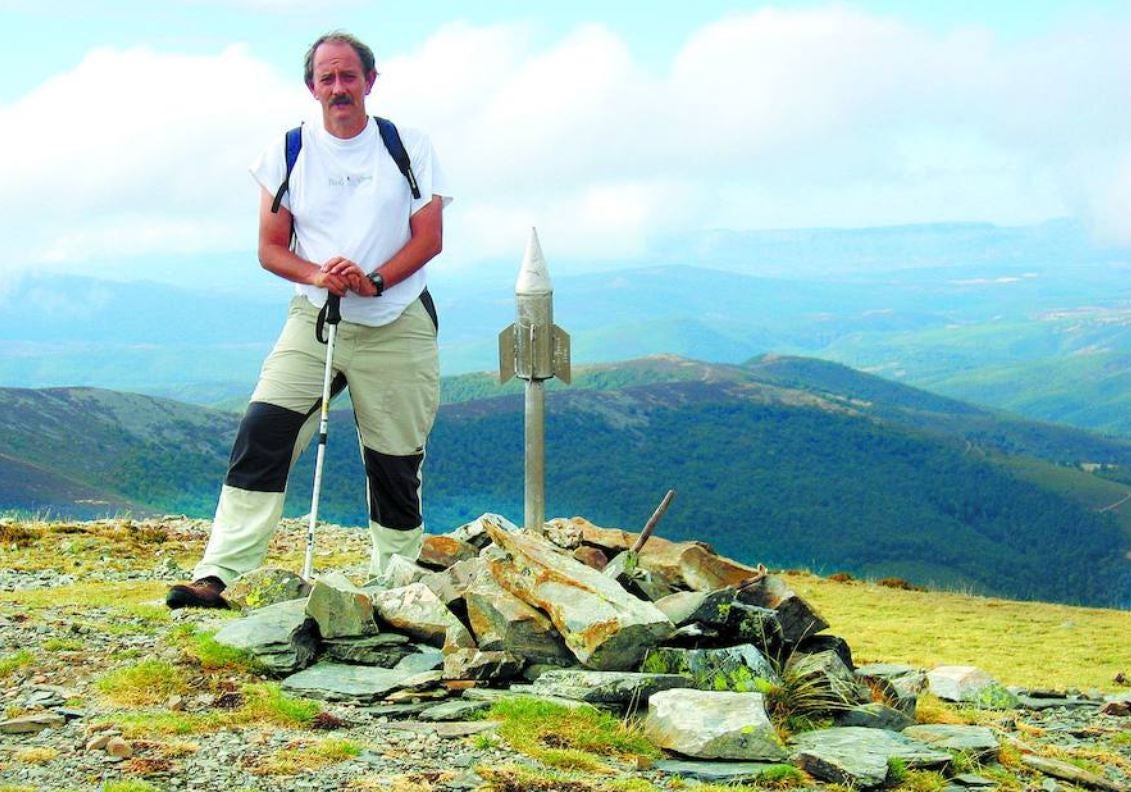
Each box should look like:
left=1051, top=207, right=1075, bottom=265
left=328, top=174, right=374, bottom=188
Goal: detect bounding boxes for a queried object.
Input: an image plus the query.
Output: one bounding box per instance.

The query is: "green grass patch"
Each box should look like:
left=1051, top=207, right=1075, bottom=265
left=891, top=769, right=948, bottom=792
left=0, top=581, right=166, bottom=609
left=171, top=626, right=265, bottom=673
left=106, top=711, right=220, bottom=738
left=476, top=763, right=606, bottom=791
left=96, top=659, right=188, bottom=707
left=233, top=682, right=319, bottom=727
left=0, top=650, right=35, bottom=679
left=103, top=683, right=318, bottom=737
left=41, top=637, right=85, bottom=652
left=486, top=697, right=658, bottom=773
left=786, top=571, right=1131, bottom=690
left=101, top=782, right=163, bottom=792
left=250, top=737, right=362, bottom=776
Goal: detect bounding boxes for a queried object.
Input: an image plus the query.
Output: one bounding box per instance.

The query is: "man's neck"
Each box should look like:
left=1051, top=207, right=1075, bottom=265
left=323, top=114, right=369, bottom=140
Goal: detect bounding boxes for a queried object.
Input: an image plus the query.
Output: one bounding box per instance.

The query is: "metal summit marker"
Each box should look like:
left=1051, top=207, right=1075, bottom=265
left=499, top=227, right=572, bottom=533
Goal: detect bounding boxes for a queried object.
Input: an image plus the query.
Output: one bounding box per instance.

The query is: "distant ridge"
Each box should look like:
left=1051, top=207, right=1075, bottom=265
left=1, top=355, right=1129, bottom=608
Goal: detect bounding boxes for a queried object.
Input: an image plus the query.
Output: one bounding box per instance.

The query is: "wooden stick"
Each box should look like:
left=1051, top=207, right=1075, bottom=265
left=631, top=489, right=676, bottom=554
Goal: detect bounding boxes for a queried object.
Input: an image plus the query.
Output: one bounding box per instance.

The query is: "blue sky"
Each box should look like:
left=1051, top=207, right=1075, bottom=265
left=1, top=0, right=1129, bottom=286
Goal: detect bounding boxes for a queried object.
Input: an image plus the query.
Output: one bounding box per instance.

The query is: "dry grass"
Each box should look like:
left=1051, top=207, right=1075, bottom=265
left=787, top=571, right=1131, bottom=689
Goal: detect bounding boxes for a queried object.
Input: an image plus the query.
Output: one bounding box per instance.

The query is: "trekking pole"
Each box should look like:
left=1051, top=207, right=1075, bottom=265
left=304, top=293, right=342, bottom=580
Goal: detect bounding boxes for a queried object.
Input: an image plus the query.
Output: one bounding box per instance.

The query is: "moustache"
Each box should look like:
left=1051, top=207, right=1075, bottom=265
left=330, top=95, right=353, bottom=106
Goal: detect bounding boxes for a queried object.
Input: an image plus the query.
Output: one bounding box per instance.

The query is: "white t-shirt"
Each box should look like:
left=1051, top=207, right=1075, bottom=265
left=250, top=118, right=452, bottom=327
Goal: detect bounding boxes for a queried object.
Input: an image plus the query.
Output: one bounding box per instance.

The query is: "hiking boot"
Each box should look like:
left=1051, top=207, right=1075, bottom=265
left=166, top=576, right=230, bottom=610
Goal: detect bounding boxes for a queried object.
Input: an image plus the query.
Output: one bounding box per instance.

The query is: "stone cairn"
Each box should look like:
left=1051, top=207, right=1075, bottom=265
left=210, top=513, right=1115, bottom=789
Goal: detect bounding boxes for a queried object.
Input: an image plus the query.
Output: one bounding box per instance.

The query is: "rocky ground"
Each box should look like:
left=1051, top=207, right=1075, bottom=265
left=0, top=516, right=1129, bottom=792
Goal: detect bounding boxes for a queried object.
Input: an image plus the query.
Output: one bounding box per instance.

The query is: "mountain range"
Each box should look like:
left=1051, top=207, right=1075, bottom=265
left=4, top=220, right=1131, bottom=437
left=2, top=354, right=1128, bottom=609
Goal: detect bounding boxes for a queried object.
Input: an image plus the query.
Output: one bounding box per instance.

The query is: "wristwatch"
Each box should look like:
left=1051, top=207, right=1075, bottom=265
left=366, top=272, right=385, bottom=297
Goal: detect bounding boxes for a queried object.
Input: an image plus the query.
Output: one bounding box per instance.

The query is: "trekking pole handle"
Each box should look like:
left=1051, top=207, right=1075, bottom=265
left=326, top=293, right=342, bottom=324
left=316, top=293, right=343, bottom=343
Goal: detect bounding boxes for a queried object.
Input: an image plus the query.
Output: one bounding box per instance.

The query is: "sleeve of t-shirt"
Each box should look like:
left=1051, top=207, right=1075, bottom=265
left=406, top=129, right=453, bottom=215
left=249, top=133, right=289, bottom=211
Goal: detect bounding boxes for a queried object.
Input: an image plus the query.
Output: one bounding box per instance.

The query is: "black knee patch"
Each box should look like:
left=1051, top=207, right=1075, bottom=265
left=363, top=447, right=424, bottom=530
left=225, top=401, right=309, bottom=492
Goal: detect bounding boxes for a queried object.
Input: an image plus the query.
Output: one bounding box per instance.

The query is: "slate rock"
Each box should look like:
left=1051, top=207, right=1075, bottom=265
left=483, top=523, right=674, bottom=670
left=786, top=649, right=869, bottom=706
left=836, top=702, right=915, bottom=731
left=305, top=571, right=379, bottom=639
left=461, top=687, right=599, bottom=711
left=736, top=574, right=828, bottom=644
left=395, top=649, right=444, bottom=673
left=419, top=699, right=492, bottom=722
left=789, top=727, right=952, bottom=788
left=643, top=689, right=786, bottom=760
left=529, top=669, right=692, bottom=704
left=653, top=759, right=792, bottom=783
left=638, top=540, right=763, bottom=592
left=655, top=588, right=737, bottom=627
left=322, top=633, right=413, bottom=667
left=571, top=546, right=608, bottom=570
left=797, top=634, right=855, bottom=671
left=212, top=598, right=318, bottom=674
left=604, top=553, right=677, bottom=601
left=421, top=558, right=483, bottom=607
left=640, top=645, right=780, bottom=692
left=857, top=663, right=926, bottom=715
left=725, top=603, right=785, bottom=654
left=282, top=662, right=418, bottom=704
left=420, top=535, right=479, bottom=570
left=224, top=567, right=310, bottom=612
left=370, top=582, right=474, bottom=648
left=543, top=517, right=586, bottom=549
left=927, top=666, right=1018, bottom=708
left=450, top=513, right=518, bottom=549
left=442, top=649, right=524, bottom=682
left=367, top=555, right=431, bottom=590
left=1021, top=754, right=1127, bottom=792
left=464, top=568, right=572, bottom=664
left=0, top=712, right=66, bottom=734
left=903, top=724, right=999, bottom=761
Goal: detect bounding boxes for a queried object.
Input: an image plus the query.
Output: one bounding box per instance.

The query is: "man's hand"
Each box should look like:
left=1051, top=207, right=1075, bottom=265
left=320, top=256, right=380, bottom=296
left=318, top=256, right=366, bottom=296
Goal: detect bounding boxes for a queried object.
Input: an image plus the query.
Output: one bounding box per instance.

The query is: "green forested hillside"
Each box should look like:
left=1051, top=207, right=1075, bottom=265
left=1, top=358, right=1129, bottom=608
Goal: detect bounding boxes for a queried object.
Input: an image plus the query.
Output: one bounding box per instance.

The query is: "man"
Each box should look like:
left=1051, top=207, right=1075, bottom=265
left=167, top=31, right=450, bottom=609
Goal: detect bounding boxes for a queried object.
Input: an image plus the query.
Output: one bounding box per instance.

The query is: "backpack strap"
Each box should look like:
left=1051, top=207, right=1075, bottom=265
left=271, top=124, right=304, bottom=214
left=374, top=116, right=422, bottom=199
left=270, top=117, right=420, bottom=220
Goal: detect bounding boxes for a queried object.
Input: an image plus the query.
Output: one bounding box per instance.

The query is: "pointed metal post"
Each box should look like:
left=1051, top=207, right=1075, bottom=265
left=499, top=228, right=571, bottom=534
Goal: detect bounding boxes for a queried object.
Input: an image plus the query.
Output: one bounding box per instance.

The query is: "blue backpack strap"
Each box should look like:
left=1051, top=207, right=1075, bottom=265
left=271, top=124, right=304, bottom=214
left=374, top=116, right=421, bottom=199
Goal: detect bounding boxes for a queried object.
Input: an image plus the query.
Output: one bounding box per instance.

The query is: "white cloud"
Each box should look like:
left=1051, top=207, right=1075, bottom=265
left=0, top=44, right=307, bottom=274
left=2, top=7, right=1129, bottom=282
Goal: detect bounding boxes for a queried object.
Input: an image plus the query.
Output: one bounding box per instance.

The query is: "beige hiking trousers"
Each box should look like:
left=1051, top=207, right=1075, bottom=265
left=194, top=294, right=439, bottom=584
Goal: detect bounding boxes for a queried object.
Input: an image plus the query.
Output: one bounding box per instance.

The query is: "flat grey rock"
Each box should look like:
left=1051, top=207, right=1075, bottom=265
left=903, top=724, right=999, bottom=760
left=213, top=598, right=317, bottom=674
left=281, top=662, right=417, bottom=703
left=0, top=712, right=66, bottom=734
left=419, top=699, right=492, bottom=721
left=529, top=669, right=691, bottom=703
left=837, top=703, right=915, bottom=731
left=790, top=727, right=952, bottom=788
left=644, top=689, right=786, bottom=761
left=652, top=759, right=790, bottom=782
left=395, top=650, right=444, bottom=673
left=322, top=633, right=413, bottom=667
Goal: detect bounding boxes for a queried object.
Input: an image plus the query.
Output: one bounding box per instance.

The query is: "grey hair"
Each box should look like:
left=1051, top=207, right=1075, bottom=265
left=304, top=30, right=377, bottom=88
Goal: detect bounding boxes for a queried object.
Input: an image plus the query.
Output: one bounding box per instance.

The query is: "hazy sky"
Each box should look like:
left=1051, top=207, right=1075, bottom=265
left=2, top=0, right=1129, bottom=283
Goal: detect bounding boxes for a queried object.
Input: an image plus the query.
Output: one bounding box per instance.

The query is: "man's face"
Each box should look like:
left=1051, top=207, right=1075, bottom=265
left=309, top=41, right=376, bottom=132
